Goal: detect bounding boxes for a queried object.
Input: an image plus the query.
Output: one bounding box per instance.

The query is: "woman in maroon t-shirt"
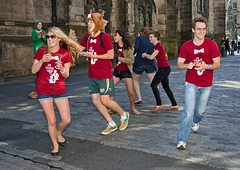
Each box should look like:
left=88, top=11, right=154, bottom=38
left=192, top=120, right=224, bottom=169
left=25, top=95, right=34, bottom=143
left=142, top=31, right=178, bottom=112
left=110, top=29, right=140, bottom=115
left=31, top=27, right=80, bottom=155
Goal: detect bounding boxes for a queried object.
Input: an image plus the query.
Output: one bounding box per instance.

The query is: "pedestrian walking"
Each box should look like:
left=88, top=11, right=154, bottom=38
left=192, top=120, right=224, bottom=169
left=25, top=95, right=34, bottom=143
left=225, top=37, right=230, bottom=55
left=237, top=39, right=240, bottom=53
left=70, top=11, right=129, bottom=135
left=220, top=37, right=226, bottom=57
left=109, top=29, right=140, bottom=115
left=132, top=27, right=157, bottom=105
left=142, top=31, right=178, bottom=112
left=31, top=27, right=81, bottom=155
left=176, top=16, right=220, bottom=149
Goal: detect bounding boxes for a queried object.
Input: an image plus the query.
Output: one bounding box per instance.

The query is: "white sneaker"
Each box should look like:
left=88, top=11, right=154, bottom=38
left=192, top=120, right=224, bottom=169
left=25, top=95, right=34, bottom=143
left=177, top=141, right=187, bottom=149
left=192, top=123, right=199, bottom=132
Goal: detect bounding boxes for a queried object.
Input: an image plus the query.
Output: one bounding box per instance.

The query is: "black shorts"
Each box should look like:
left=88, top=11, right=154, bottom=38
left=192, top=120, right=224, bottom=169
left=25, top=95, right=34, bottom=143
left=113, top=70, right=132, bottom=79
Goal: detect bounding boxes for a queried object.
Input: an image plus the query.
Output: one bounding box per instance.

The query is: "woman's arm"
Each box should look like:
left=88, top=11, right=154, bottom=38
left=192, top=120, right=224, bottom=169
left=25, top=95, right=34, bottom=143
left=142, top=50, right=159, bottom=60
left=32, top=59, right=43, bottom=74
left=42, top=31, right=46, bottom=42
left=31, top=31, right=39, bottom=43
left=119, top=49, right=134, bottom=64
left=59, top=62, right=71, bottom=78
left=31, top=53, right=51, bottom=74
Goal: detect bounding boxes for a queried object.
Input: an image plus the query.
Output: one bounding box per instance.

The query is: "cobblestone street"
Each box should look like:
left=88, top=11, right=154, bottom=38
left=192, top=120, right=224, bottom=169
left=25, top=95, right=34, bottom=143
left=0, top=54, right=239, bottom=169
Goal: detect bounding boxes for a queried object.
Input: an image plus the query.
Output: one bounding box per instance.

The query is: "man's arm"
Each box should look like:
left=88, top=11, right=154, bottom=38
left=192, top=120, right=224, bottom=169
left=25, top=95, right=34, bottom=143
left=209, top=57, right=220, bottom=70
left=194, top=57, right=220, bottom=71
left=177, top=57, right=195, bottom=70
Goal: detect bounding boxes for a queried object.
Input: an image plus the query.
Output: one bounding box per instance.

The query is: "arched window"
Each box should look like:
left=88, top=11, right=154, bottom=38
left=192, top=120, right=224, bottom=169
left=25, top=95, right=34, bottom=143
left=138, top=0, right=153, bottom=27
left=198, top=0, right=206, bottom=12
left=197, top=0, right=209, bottom=18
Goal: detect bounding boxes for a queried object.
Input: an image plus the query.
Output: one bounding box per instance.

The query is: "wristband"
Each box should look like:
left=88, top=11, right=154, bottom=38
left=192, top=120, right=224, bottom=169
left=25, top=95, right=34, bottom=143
left=207, top=64, right=212, bottom=70
left=60, top=68, right=66, bottom=74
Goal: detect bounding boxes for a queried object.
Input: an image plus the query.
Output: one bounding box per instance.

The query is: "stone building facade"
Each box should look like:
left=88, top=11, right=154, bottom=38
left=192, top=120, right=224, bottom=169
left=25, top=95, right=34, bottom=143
left=231, top=0, right=240, bottom=37
left=0, top=0, right=227, bottom=82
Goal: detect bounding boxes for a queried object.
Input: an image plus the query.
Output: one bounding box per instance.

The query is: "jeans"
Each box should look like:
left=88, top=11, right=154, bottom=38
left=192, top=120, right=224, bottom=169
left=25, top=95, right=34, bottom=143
left=177, top=82, right=212, bottom=142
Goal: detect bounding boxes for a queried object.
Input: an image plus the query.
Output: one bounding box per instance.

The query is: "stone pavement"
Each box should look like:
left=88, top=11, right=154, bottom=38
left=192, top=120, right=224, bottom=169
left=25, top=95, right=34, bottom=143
left=0, top=54, right=240, bottom=169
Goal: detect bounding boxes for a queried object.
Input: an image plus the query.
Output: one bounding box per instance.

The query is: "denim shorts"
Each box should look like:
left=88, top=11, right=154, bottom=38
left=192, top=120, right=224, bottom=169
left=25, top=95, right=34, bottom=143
left=38, top=93, right=68, bottom=101
left=113, top=70, right=132, bottom=79
left=133, top=65, right=157, bottom=75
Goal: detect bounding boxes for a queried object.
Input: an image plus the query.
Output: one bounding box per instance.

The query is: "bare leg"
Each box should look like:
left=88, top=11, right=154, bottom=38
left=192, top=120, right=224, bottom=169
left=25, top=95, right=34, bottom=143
left=123, top=78, right=140, bottom=114
left=91, top=94, right=115, bottom=123
left=132, top=73, right=142, bottom=102
left=40, top=100, right=59, bottom=153
left=110, top=76, right=120, bottom=102
left=55, top=98, right=71, bottom=143
left=147, top=72, right=156, bottom=83
left=100, top=95, right=125, bottom=116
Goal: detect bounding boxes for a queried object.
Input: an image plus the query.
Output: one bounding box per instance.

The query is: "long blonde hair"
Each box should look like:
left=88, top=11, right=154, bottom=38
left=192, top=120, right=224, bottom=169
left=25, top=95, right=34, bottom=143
left=47, top=27, right=81, bottom=65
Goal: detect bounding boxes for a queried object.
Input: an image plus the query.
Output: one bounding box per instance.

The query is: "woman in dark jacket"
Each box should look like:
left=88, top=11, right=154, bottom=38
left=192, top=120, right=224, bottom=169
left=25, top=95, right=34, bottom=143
left=132, top=27, right=157, bottom=104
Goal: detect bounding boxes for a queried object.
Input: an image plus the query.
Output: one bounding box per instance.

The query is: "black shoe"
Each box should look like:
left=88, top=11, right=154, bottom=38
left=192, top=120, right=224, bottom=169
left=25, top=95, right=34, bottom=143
left=58, top=140, right=66, bottom=146
left=51, top=151, right=59, bottom=156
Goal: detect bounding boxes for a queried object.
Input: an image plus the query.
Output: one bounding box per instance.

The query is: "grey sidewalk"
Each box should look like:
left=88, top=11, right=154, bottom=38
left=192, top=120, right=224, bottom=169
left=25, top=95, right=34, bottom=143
left=0, top=54, right=240, bottom=169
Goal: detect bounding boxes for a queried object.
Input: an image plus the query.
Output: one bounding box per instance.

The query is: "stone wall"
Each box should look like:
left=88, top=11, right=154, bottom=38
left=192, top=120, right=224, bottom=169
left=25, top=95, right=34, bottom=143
left=178, top=0, right=193, bottom=44
left=0, top=0, right=227, bottom=81
left=210, top=0, right=226, bottom=45
left=1, top=36, right=34, bottom=78
left=163, top=0, right=179, bottom=59
left=0, top=0, right=88, bottom=81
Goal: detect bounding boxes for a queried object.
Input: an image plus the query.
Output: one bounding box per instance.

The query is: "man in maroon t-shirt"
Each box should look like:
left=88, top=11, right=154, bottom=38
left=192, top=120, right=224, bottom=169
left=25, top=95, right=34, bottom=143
left=69, top=11, right=129, bottom=135
left=176, top=17, right=220, bottom=149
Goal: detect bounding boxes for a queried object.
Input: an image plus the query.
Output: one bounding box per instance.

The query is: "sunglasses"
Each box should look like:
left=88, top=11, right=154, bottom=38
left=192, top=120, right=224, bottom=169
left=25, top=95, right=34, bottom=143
left=46, top=35, right=56, bottom=39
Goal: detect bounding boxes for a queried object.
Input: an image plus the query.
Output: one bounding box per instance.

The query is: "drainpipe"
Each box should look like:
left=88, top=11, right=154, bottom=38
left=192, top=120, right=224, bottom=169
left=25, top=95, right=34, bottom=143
left=51, top=0, right=57, bottom=26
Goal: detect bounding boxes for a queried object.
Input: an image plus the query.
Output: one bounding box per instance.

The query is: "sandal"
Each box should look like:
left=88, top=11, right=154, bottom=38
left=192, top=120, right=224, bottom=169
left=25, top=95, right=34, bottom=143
left=131, top=109, right=140, bottom=115
left=135, top=101, right=142, bottom=104
left=107, top=109, right=116, bottom=114
left=29, top=91, right=38, bottom=99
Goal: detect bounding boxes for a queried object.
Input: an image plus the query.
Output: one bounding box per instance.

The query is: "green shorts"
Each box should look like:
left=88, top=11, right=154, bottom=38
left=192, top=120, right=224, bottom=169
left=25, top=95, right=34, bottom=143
left=89, top=78, right=115, bottom=95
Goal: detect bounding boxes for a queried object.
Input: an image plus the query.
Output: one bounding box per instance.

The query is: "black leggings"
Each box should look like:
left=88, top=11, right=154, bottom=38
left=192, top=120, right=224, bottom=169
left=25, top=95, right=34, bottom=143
left=150, top=66, right=177, bottom=106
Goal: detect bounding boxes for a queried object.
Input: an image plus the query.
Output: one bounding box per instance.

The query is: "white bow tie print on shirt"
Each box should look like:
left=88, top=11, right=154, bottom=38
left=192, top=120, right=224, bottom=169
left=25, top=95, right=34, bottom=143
left=90, top=39, right=97, bottom=43
left=51, top=56, right=59, bottom=60
left=194, top=48, right=204, bottom=54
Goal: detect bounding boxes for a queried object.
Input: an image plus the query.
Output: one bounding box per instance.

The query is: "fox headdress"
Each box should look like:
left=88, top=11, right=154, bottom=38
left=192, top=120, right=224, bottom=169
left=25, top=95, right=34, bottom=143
left=87, top=10, right=105, bottom=37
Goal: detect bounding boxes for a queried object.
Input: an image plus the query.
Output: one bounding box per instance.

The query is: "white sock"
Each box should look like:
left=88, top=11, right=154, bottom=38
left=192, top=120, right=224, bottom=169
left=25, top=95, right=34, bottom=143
left=109, top=121, right=116, bottom=127
left=121, top=112, right=127, bottom=120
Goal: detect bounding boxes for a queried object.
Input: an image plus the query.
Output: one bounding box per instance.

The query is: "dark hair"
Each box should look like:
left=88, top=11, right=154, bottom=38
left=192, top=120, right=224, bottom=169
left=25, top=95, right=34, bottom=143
left=150, top=31, right=160, bottom=40
left=139, top=27, right=150, bottom=37
left=114, top=29, right=132, bottom=50
left=191, top=16, right=208, bottom=29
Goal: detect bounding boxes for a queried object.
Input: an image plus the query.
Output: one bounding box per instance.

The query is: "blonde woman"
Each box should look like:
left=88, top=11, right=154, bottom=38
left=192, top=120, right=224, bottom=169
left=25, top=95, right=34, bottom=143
left=31, top=27, right=81, bottom=155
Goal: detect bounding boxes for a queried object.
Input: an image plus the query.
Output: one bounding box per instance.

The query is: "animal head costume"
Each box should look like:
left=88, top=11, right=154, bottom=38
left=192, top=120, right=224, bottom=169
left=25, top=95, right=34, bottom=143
left=87, top=10, right=105, bottom=37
